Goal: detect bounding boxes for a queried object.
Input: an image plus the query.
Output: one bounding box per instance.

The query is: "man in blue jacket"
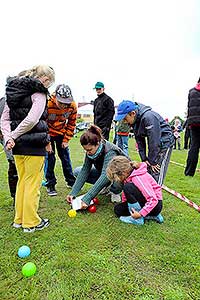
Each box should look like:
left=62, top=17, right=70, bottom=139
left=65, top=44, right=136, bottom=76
left=115, top=100, right=174, bottom=185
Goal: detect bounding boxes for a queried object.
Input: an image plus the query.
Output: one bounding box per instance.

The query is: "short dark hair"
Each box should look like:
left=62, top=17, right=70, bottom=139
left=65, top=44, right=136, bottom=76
left=80, top=125, right=103, bottom=146
left=198, top=77, right=200, bottom=83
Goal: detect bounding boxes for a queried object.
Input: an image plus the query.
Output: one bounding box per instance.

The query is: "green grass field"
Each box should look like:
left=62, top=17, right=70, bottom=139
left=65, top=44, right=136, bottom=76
left=0, top=133, right=200, bottom=300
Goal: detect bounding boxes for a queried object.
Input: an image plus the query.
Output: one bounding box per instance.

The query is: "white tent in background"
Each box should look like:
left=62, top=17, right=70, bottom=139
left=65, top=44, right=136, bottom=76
left=77, top=104, right=94, bottom=115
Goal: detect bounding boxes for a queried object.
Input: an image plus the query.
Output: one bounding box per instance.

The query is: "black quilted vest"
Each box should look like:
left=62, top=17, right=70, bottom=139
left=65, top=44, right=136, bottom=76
left=6, top=76, right=49, bottom=156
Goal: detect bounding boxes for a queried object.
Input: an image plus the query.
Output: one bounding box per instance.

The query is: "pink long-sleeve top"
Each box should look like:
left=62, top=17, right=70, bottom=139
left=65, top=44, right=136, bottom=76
left=122, top=162, right=162, bottom=217
left=0, top=93, right=46, bottom=145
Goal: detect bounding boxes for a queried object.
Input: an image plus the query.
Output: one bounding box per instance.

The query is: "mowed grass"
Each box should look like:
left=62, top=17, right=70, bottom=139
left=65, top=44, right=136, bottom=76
left=0, top=133, right=200, bottom=300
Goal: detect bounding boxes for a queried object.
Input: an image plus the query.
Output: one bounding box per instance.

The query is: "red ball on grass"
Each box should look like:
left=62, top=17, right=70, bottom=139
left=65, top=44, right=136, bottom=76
left=93, top=198, right=99, bottom=205
left=88, top=205, right=97, bottom=213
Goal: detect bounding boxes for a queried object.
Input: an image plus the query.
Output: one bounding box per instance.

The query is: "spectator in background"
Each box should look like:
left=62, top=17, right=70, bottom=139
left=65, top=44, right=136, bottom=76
left=115, top=100, right=174, bottom=185
left=93, top=82, right=115, bottom=140
left=183, top=120, right=191, bottom=150
left=0, top=96, right=18, bottom=200
left=171, top=118, right=182, bottom=150
left=45, top=84, right=77, bottom=196
left=185, top=77, right=200, bottom=176
left=116, top=119, right=130, bottom=156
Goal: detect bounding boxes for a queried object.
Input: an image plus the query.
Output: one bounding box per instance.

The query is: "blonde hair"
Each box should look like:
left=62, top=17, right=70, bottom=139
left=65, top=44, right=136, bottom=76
left=18, top=65, right=55, bottom=86
left=106, top=156, right=140, bottom=182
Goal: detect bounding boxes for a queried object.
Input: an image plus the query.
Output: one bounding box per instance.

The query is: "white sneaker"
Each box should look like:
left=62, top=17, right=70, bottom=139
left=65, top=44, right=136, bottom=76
left=111, top=193, right=121, bottom=203
left=12, top=223, right=22, bottom=229
left=23, top=227, right=35, bottom=233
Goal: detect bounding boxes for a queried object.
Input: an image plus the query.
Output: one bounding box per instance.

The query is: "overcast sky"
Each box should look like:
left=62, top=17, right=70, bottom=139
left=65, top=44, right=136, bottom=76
left=0, top=0, right=199, bottom=120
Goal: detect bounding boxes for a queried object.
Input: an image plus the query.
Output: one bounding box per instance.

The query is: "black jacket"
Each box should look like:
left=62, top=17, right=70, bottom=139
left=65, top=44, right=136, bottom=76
left=93, top=92, right=115, bottom=129
left=186, top=86, right=200, bottom=127
left=6, top=76, right=49, bottom=156
left=132, top=103, right=174, bottom=165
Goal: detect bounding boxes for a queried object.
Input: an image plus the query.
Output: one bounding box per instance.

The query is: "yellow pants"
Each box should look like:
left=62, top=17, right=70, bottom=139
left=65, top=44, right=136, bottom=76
left=14, top=155, right=45, bottom=228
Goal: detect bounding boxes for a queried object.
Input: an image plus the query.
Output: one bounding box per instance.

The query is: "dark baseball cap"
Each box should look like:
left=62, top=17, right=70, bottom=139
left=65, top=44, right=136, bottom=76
left=55, top=84, right=73, bottom=104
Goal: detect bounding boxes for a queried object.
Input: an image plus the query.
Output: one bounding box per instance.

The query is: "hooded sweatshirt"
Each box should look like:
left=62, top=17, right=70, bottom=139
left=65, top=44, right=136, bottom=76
left=122, top=162, right=162, bottom=217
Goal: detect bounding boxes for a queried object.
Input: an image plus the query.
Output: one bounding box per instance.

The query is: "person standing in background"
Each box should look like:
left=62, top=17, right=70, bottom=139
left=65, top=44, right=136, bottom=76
left=185, top=77, right=200, bottom=176
left=116, top=119, right=130, bottom=156
left=172, top=118, right=182, bottom=150
left=183, top=120, right=191, bottom=150
left=93, top=82, right=115, bottom=140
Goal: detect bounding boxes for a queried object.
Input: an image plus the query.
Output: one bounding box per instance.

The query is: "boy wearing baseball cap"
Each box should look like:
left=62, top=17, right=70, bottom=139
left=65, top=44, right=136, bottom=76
left=115, top=100, right=174, bottom=185
left=45, top=84, right=77, bottom=196
left=93, top=81, right=115, bottom=141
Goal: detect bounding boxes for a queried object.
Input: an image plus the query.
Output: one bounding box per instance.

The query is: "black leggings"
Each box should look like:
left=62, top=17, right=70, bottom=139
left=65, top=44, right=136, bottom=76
left=114, top=182, right=162, bottom=217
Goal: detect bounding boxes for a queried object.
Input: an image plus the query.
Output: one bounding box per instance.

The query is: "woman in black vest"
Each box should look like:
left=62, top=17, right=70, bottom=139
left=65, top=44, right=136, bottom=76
left=1, top=65, right=55, bottom=233
left=66, top=125, right=127, bottom=209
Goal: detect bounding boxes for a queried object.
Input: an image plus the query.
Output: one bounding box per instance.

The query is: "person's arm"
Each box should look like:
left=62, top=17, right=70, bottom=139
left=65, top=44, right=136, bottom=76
left=145, top=116, right=161, bottom=165
left=69, top=156, right=92, bottom=197
left=135, top=136, right=147, bottom=161
left=63, top=103, right=77, bottom=143
left=0, top=103, right=12, bottom=145
left=11, top=92, right=46, bottom=141
left=81, top=150, right=116, bottom=205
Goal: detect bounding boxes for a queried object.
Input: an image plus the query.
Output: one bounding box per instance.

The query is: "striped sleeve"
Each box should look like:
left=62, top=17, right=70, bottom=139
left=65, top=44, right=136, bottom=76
left=63, top=102, right=77, bottom=143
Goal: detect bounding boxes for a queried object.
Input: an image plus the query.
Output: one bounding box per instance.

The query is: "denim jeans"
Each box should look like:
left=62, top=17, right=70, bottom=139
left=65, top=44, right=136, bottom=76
left=46, top=135, right=75, bottom=187
left=117, top=135, right=129, bottom=156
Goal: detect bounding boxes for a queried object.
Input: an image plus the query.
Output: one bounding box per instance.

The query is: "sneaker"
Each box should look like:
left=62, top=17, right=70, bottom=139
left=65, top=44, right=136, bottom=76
left=120, top=215, right=144, bottom=225
left=47, top=186, right=57, bottom=196
left=12, top=222, right=22, bottom=229
left=111, top=193, right=121, bottom=203
left=23, top=227, right=35, bottom=233
left=23, top=219, right=50, bottom=233
left=35, top=218, right=50, bottom=231
left=145, top=213, right=164, bottom=224
left=99, top=186, right=111, bottom=195
left=42, top=179, right=47, bottom=187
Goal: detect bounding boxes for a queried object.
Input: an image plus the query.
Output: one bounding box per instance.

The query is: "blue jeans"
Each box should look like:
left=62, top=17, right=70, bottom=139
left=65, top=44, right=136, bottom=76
left=117, top=135, right=129, bottom=156
left=46, top=135, right=75, bottom=187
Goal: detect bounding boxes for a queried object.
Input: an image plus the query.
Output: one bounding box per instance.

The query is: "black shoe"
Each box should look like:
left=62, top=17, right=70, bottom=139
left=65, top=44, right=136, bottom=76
left=35, top=218, right=50, bottom=231
left=47, top=186, right=57, bottom=196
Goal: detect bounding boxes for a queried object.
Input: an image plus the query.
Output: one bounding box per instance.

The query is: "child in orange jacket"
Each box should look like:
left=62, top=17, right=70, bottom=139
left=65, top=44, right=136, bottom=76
left=45, top=84, right=77, bottom=196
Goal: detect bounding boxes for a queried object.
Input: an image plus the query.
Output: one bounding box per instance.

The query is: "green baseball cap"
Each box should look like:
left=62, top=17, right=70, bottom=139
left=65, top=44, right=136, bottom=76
left=93, top=82, right=104, bottom=89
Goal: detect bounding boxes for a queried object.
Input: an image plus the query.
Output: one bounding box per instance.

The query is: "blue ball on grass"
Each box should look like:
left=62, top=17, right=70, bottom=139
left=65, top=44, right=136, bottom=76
left=18, top=246, right=31, bottom=258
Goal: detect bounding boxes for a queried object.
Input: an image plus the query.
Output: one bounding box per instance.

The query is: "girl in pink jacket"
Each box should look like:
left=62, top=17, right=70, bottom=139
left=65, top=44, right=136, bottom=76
left=106, top=156, right=164, bottom=225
